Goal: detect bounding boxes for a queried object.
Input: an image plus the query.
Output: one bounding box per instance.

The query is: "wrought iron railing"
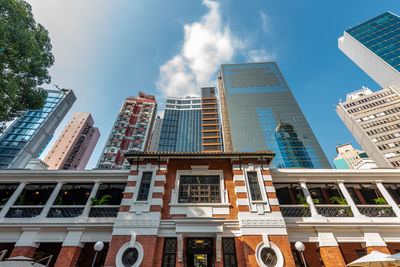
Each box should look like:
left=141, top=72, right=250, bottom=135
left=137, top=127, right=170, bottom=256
left=89, top=205, right=119, bottom=217
left=280, top=205, right=311, bottom=217
left=47, top=206, right=85, bottom=218
left=316, top=205, right=353, bottom=217
left=358, top=205, right=396, bottom=217
left=5, top=206, right=43, bottom=218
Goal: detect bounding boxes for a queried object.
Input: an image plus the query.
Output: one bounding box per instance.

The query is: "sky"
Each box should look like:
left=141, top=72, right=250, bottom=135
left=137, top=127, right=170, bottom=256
left=26, top=0, right=400, bottom=169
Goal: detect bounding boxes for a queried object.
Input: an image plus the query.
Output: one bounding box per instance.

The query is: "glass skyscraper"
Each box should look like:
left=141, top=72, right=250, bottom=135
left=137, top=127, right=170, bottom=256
left=218, top=62, right=330, bottom=168
left=158, top=97, right=202, bottom=152
left=339, top=11, right=400, bottom=89
left=0, top=89, right=76, bottom=169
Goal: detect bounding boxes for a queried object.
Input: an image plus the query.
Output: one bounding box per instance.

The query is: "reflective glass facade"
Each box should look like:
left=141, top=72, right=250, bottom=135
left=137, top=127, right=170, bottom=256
left=0, top=89, right=74, bottom=169
left=158, top=108, right=202, bottom=152
left=346, top=12, right=400, bottom=71
left=219, top=62, right=331, bottom=168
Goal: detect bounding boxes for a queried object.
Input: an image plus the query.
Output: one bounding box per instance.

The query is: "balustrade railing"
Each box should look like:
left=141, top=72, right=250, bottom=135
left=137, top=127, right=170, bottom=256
left=5, top=206, right=44, bottom=218
left=316, top=205, right=353, bottom=217
left=47, top=206, right=85, bottom=218
left=357, top=205, right=396, bottom=217
left=280, top=205, right=311, bottom=217
left=89, top=205, right=119, bottom=217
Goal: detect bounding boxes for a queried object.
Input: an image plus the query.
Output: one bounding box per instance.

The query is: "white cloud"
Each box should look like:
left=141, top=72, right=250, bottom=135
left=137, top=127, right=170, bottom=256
left=157, top=0, right=238, bottom=97
left=247, top=49, right=275, bottom=62
left=260, top=11, right=269, bottom=33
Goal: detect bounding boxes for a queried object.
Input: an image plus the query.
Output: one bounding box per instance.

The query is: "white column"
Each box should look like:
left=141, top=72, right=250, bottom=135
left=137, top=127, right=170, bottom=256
left=79, top=182, right=100, bottom=218
left=0, top=182, right=26, bottom=218
left=300, top=182, right=320, bottom=217
left=177, top=234, right=183, bottom=262
left=39, top=182, right=64, bottom=217
left=338, top=182, right=363, bottom=217
left=216, top=234, right=222, bottom=262
left=376, top=182, right=400, bottom=218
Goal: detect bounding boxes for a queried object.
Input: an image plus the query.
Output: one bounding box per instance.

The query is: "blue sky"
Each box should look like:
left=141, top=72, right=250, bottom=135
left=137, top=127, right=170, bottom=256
left=27, top=0, right=400, bottom=168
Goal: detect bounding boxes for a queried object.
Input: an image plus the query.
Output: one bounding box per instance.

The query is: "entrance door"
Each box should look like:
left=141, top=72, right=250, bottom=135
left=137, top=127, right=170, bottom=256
left=186, top=238, right=213, bottom=267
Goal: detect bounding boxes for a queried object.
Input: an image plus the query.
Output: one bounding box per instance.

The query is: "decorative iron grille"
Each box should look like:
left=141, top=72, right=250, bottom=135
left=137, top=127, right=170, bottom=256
left=6, top=207, right=43, bottom=218
left=280, top=206, right=311, bottom=217
left=358, top=205, right=396, bottom=217
left=47, top=207, right=84, bottom=218
left=89, top=206, right=119, bottom=217
left=316, top=205, right=353, bottom=217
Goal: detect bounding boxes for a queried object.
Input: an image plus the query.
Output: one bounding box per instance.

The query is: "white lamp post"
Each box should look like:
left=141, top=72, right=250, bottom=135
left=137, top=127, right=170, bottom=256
left=91, top=241, right=104, bottom=267
left=295, top=241, right=307, bottom=267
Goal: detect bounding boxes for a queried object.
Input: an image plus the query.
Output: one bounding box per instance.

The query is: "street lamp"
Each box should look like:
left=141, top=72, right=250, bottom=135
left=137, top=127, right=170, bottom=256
left=91, top=241, right=104, bottom=267
left=295, top=241, right=307, bottom=267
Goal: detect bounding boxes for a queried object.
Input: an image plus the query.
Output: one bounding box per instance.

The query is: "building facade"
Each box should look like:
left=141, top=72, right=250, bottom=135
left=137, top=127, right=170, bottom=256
left=147, top=116, right=163, bottom=152
left=338, top=11, right=400, bottom=89
left=44, top=112, right=100, bottom=170
left=157, top=97, right=202, bottom=152
left=218, top=62, right=331, bottom=168
left=0, top=89, right=76, bottom=169
left=2, top=152, right=400, bottom=267
left=336, top=85, right=400, bottom=167
left=157, top=87, right=223, bottom=153
left=333, top=143, right=377, bottom=169
left=201, top=87, right=223, bottom=152
left=97, top=92, right=157, bottom=169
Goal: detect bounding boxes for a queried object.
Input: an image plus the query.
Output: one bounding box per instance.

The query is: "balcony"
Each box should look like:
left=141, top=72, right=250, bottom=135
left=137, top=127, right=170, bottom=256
left=47, top=206, right=85, bottom=218
left=357, top=205, right=396, bottom=217
left=89, top=206, right=119, bottom=217
left=280, top=205, right=311, bottom=217
left=5, top=206, right=43, bottom=218
left=315, top=205, right=353, bottom=217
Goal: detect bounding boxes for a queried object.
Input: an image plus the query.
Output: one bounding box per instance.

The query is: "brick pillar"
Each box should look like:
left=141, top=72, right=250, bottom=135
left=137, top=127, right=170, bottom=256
left=104, top=235, right=131, bottom=267
left=366, top=246, right=390, bottom=254
left=10, top=246, right=36, bottom=258
left=269, top=235, right=296, bottom=267
left=235, top=238, right=246, bottom=267
left=319, top=246, right=346, bottom=267
left=136, top=236, right=157, bottom=267
left=54, top=246, right=82, bottom=267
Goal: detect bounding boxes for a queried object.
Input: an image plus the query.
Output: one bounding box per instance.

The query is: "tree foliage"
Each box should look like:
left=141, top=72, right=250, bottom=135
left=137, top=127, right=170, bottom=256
left=0, top=0, right=54, bottom=132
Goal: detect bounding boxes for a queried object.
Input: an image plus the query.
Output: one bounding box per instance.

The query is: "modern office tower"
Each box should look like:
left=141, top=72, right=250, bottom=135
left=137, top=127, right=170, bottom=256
left=333, top=143, right=377, bottom=169
left=218, top=62, right=331, bottom=168
left=201, top=87, right=223, bottom=152
left=158, top=96, right=202, bottom=152
left=44, top=112, right=100, bottom=170
left=147, top=116, right=162, bottom=152
left=338, top=11, right=400, bottom=89
left=0, top=89, right=76, bottom=169
left=337, top=85, right=400, bottom=167
left=97, top=92, right=157, bottom=169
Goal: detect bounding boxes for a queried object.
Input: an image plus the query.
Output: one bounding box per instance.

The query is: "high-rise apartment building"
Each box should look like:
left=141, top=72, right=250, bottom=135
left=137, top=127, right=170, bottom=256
left=44, top=112, right=100, bottom=170
left=218, top=62, right=330, bottom=168
left=0, top=89, right=76, bottom=169
left=97, top=92, right=157, bottom=169
left=338, top=11, right=400, bottom=89
left=201, top=87, right=222, bottom=152
left=336, top=86, right=400, bottom=167
left=147, top=116, right=163, bottom=152
left=333, top=143, right=377, bottom=169
left=157, top=96, right=202, bottom=152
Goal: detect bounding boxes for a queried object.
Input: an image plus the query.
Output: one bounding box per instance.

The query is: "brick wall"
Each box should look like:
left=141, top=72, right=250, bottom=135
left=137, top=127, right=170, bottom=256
left=104, top=235, right=130, bottom=267
left=339, top=243, right=364, bottom=264
left=10, top=246, right=36, bottom=258
left=320, top=246, right=346, bottom=267
left=290, top=242, right=322, bottom=267
left=54, top=246, right=82, bottom=267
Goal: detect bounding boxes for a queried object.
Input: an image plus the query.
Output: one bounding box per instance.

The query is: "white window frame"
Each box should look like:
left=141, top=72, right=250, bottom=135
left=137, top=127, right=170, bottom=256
left=171, top=168, right=228, bottom=206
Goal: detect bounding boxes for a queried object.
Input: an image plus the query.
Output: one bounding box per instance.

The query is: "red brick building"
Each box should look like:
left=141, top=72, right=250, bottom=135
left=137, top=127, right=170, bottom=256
left=2, top=152, right=400, bottom=266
